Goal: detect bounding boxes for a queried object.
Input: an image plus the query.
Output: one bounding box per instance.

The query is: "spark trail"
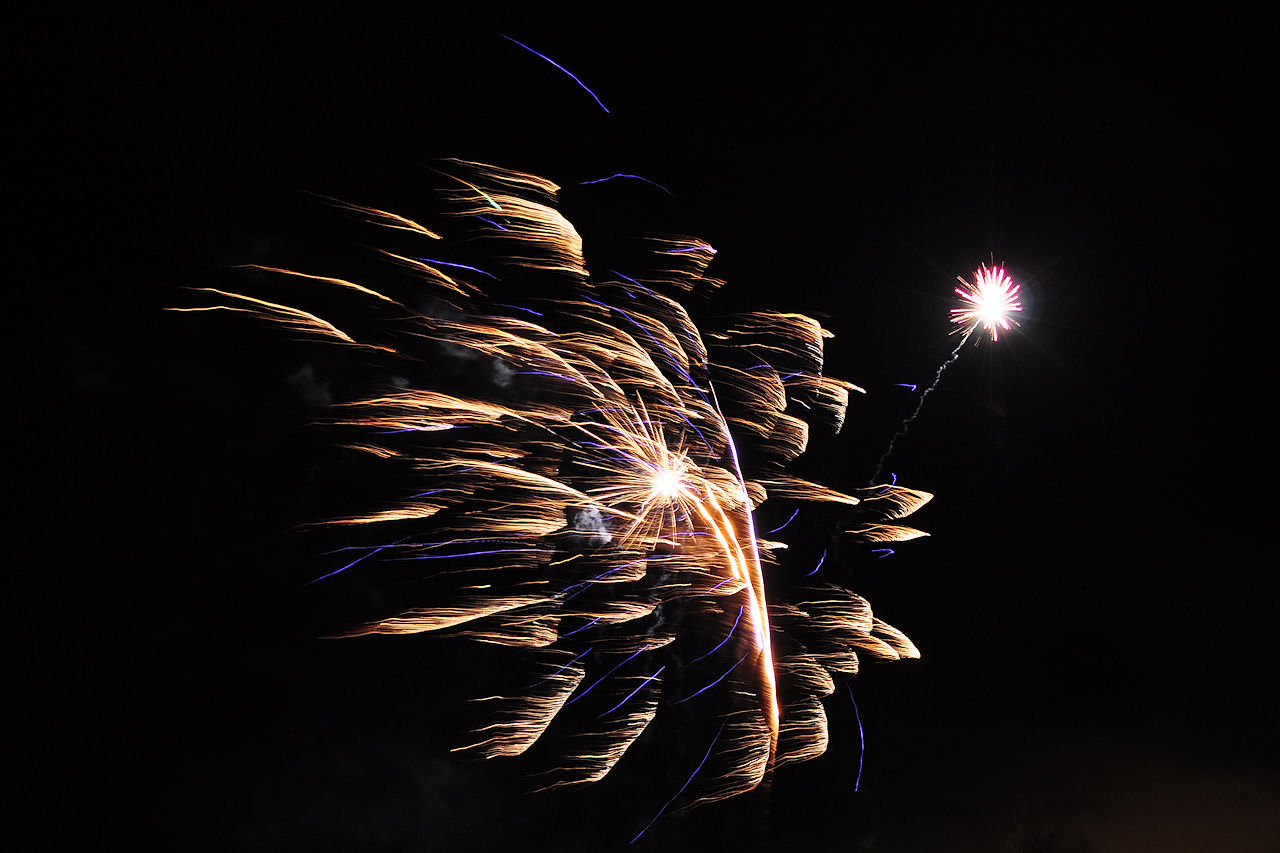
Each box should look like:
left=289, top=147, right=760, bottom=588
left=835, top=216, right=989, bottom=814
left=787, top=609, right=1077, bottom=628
left=869, top=326, right=974, bottom=484
left=173, top=161, right=932, bottom=826
left=500, top=36, right=610, bottom=113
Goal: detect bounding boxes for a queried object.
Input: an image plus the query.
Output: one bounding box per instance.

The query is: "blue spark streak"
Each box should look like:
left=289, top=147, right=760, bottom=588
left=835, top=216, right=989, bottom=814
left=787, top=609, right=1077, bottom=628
left=563, top=557, right=662, bottom=599
left=305, top=541, right=396, bottom=585
left=474, top=215, right=508, bottom=231
left=688, top=606, right=743, bottom=665
left=560, top=617, right=602, bottom=638
left=527, top=647, right=593, bottom=688
left=494, top=303, right=542, bottom=316
left=580, top=293, right=706, bottom=400
left=415, top=257, right=499, bottom=280
left=566, top=647, right=646, bottom=706
left=846, top=681, right=865, bottom=791
left=676, top=652, right=748, bottom=704
left=598, top=666, right=665, bottom=718
left=608, top=270, right=657, bottom=299
left=517, top=370, right=578, bottom=382
left=767, top=508, right=801, bottom=534
left=501, top=35, right=609, bottom=113
left=631, top=720, right=729, bottom=844
left=579, top=173, right=673, bottom=195
left=399, top=547, right=553, bottom=561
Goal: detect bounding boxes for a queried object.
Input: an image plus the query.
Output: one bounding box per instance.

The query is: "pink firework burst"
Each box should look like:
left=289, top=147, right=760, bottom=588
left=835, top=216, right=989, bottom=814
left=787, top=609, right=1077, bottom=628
left=950, top=265, right=1023, bottom=341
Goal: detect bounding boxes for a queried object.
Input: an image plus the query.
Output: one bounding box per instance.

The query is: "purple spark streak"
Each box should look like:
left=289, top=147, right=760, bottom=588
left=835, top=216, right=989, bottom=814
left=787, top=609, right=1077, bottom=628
left=676, top=652, right=748, bottom=704
left=501, top=35, right=610, bottom=113
left=517, top=370, right=578, bottom=382
left=608, top=270, right=658, bottom=299
left=408, top=488, right=456, bottom=498
left=580, top=294, right=704, bottom=393
left=688, top=605, right=744, bottom=665
left=560, top=617, right=602, bottom=638
left=398, top=547, right=554, bottom=561
left=806, top=548, right=828, bottom=577
left=579, top=173, right=672, bottom=195
left=631, top=719, right=729, bottom=844
left=705, top=577, right=735, bottom=594
left=305, top=541, right=396, bottom=585
left=415, top=257, right=499, bottom=280
left=527, top=647, right=593, bottom=688
left=767, top=508, right=801, bottom=534
left=474, top=215, right=509, bottom=231
left=872, top=548, right=895, bottom=559
left=562, top=558, right=654, bottom=599
left=494, top=303, right=542, bottom=317
left=846, top=681, right=865, bottom=791
left=598, top=666, right=666, bottom=718
left=566, top=647, right=646, bottom=706
left=671, top=406, right=716, bottom=456
left=896, top=382, right=918, bottom=391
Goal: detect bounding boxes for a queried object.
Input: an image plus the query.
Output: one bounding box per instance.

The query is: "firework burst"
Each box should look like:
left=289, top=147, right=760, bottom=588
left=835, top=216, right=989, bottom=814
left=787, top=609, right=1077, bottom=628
left=172, top=161, right=930, bottom=822
left=951, top=264, right=1023, bottom=341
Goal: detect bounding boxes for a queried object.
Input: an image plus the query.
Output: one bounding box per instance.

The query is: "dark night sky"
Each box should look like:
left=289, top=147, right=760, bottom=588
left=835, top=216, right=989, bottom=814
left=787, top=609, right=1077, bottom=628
left=34, top=9, right=1274, bottom=852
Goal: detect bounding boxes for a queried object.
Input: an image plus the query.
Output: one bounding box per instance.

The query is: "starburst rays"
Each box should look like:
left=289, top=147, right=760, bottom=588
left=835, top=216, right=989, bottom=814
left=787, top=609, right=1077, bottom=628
left=951, top=264, right=1023, bottom=341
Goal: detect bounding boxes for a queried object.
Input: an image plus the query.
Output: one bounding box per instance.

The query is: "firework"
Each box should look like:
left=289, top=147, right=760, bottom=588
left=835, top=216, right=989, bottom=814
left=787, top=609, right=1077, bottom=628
left=950, top=264, right=1023, bottom=341
left=173, top=161, right=929, bottom=821
left=870, top=264, right=1023, bottom=483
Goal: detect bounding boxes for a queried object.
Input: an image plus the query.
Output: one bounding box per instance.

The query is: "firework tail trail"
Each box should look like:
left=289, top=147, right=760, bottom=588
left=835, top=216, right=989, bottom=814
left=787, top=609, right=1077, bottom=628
left=869, top=325, right=975, bottom=484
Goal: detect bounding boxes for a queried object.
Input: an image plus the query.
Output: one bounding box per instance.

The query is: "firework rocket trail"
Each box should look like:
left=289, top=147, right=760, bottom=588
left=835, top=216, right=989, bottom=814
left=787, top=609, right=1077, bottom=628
left=173, top=161, right=931, bottom=817
left=870, top=265, right=1022, bottom=484
left=869, top=326, right=974, bottom=485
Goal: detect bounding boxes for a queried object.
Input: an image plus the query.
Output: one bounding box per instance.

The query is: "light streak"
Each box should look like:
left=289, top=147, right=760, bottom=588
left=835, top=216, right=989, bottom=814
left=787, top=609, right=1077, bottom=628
left=175, top=161, right=929, bottom=823
left=766, top=508, right=800, bottom=534
left=846, top=680, right=865, bottom=792
left=579, top=173, right=673, bottom=195
left=632, top=720, right=729, bottom=844
left=501, top=35, right=610, bottom=113
left=600, top=665, right=666, bottom=718
left=688, top=605, right=744, bottom=665
left=677, top=652, right=750, bottom=704
left=415, top=256, right=500, bottom=279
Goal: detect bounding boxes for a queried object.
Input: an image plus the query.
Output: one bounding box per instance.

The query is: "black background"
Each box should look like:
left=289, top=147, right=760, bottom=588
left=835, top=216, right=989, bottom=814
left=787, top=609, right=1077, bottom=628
left=34, top=8, right=1273, bottom=852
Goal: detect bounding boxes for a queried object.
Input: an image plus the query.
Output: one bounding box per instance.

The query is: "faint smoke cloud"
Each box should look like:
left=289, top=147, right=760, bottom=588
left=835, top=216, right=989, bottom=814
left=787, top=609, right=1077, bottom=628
left=287, top=363, right=331, bottom=406
left=566, top=506, right=612, bottom=547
